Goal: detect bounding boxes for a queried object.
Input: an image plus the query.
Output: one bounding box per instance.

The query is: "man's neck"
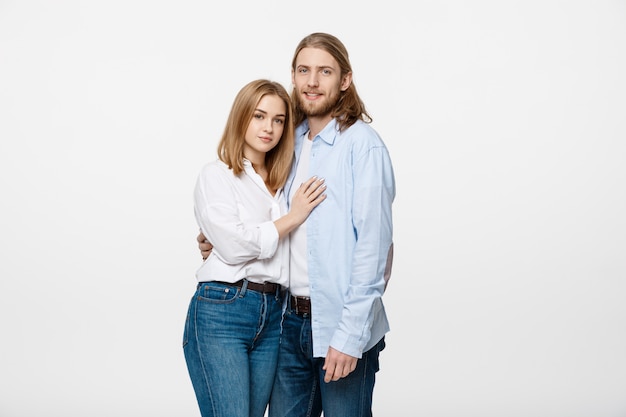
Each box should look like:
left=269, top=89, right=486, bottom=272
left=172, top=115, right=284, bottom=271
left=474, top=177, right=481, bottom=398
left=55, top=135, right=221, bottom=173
left=306, top=114, right=333, bottom=139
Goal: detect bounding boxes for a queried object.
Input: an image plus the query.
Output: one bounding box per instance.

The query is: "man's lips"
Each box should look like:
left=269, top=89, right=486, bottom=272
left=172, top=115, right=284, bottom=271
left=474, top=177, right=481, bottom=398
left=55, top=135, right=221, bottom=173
left=304, top=92, right=322, bottom=99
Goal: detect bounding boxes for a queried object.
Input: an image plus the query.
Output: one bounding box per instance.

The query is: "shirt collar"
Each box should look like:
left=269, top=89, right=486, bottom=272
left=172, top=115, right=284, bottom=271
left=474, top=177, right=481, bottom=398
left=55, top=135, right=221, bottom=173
left=296, top=119, right=339, bottom=146
left=242, top=158, right=256, bottom=175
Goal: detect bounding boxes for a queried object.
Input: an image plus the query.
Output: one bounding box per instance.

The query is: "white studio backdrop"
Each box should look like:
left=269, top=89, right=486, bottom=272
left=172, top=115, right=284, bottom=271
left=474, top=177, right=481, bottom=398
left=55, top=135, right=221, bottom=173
left=1, top=1, right=625, bottom=416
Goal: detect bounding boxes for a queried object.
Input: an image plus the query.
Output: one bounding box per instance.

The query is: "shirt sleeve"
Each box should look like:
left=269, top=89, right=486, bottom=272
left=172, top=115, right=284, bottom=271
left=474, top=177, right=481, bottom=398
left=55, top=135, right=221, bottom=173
left=193, top=164, right=279, bottom=264
left=330, top=141, right=396, bottom=356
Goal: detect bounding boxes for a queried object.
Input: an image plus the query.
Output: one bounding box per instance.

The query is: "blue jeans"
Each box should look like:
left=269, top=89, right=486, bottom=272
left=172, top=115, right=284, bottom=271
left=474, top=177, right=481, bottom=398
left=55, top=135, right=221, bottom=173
left=183, top=281, right=284, bottom=417
left=269, top=302, right=385, bottom=417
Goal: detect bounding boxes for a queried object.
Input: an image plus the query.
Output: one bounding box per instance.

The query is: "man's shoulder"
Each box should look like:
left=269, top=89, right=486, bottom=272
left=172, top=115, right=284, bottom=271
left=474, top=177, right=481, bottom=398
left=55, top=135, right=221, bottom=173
left=341, top=120, right=385, bottom=146
left=344, top=119, right=376, bottom=132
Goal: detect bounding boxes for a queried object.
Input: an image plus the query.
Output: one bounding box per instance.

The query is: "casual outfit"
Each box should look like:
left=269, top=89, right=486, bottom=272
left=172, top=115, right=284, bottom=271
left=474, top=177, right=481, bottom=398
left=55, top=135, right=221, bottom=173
left=269, top=119, right=396, bottom=417
left=184, top=159, right=288, bottom=417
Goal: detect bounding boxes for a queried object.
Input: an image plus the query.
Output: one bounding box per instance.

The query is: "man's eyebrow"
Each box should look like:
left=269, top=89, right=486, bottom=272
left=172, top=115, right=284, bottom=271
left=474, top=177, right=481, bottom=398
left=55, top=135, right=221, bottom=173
left=298, top=64, right=334, bottom=70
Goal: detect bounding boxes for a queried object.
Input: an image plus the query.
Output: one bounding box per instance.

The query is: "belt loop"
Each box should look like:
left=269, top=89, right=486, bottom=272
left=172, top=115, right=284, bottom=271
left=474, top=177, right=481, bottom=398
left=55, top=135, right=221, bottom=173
left=239, top=279, right=249, bottom=297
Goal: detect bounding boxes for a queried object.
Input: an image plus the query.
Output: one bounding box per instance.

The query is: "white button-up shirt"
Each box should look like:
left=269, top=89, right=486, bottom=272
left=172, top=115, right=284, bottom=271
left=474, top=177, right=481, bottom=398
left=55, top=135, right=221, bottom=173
left=194, top=159, right=288, bottom=287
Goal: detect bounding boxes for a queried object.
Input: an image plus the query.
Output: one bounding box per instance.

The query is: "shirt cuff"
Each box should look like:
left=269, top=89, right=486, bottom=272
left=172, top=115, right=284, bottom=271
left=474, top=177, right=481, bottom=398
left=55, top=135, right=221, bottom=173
left=257, top=221, right=279, bottom=259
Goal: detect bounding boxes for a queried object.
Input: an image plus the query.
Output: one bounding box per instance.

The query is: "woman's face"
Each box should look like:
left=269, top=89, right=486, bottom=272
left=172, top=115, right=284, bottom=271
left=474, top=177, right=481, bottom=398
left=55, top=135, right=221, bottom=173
left=243, top=94, right=287, bottom=163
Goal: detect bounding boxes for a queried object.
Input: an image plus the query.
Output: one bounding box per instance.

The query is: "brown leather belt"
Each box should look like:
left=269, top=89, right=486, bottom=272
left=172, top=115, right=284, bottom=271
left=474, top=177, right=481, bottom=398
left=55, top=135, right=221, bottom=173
left=209, top=279, right=282, bottom=294
left=290, top=295, right=311, bottom=315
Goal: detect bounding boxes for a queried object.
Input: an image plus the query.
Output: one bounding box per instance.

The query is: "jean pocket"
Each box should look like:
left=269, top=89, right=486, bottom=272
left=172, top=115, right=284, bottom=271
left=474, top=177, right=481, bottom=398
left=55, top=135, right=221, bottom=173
left=197, top=282, right=240, bottom=304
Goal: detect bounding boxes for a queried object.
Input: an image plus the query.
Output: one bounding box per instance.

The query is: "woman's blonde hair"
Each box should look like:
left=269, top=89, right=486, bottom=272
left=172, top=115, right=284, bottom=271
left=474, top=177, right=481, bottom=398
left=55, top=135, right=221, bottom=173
left=217, top=79, right=295, bottom=190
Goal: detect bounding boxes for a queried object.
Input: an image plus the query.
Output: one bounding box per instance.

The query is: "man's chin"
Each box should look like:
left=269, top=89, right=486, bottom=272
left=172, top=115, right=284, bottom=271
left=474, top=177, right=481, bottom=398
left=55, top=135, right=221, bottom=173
left=297, top=95, right=335, bottom=118
left=302, top=103, right=329, bottom=118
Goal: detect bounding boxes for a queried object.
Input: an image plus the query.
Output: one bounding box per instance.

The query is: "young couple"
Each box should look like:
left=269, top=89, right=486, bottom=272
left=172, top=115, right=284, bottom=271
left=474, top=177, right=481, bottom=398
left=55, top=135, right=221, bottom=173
left=183, top=32, right=396, bottom=417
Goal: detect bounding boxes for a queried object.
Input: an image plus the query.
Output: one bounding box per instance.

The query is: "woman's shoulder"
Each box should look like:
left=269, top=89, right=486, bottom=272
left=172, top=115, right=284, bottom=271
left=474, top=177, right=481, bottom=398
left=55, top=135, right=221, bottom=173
left=197, top=160, right=235, bottom=184
left=199, top=159, right=230, bottom=174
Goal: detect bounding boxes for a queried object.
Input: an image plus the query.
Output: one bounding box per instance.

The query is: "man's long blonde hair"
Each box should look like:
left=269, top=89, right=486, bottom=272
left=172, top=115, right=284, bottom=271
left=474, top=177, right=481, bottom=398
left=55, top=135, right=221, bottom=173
left=291, top=32, right=372, bottom=132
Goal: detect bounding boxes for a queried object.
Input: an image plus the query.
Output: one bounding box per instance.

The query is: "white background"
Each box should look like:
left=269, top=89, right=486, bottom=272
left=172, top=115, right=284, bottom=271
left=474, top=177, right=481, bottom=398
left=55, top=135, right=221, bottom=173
left=1, top=1, right=625, bottom=416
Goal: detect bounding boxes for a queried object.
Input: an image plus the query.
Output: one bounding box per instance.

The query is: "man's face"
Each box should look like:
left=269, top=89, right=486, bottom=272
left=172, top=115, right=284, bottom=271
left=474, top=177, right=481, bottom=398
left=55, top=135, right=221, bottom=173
left=292, top=47, right=350, bottom=118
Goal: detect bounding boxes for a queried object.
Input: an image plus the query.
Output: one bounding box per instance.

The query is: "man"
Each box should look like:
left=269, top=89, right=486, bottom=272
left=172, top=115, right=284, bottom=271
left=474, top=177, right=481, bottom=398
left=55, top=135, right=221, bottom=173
left=198, top=32, right=395, bottom=417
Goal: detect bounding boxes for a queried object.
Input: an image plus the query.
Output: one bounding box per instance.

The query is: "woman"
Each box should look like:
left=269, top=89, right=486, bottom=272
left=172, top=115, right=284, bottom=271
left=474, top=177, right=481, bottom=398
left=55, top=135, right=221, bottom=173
left=183, top=79, right=326, bottom=417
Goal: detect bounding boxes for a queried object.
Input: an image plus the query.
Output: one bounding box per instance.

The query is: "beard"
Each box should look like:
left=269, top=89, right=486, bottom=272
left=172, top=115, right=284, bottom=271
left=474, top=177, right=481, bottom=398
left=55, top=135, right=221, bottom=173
left=294, top=88, right=341, bottom=118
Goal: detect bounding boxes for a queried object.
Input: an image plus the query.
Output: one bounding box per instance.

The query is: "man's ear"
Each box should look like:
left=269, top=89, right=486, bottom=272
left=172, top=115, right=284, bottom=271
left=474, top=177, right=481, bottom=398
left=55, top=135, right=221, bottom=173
left=340, top=72, right=352, bottom=91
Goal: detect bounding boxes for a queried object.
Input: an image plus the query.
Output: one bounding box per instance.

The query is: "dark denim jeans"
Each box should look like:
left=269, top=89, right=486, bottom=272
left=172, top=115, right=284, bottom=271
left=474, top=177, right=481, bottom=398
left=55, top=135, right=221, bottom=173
left=183, top=281, right=283, bottom=417
left=269, top=303, right=385, bottom=417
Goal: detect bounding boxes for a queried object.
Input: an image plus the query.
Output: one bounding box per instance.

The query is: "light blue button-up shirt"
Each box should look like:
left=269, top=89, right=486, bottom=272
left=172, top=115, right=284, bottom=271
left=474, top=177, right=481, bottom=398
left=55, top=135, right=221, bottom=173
left=285, top=118, right=396, bottom=358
